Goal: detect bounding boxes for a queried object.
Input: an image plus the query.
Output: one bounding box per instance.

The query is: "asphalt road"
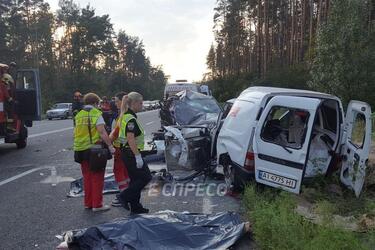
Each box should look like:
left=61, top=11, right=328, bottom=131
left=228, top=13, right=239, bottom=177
left=0, top=110, right=248, bottom=249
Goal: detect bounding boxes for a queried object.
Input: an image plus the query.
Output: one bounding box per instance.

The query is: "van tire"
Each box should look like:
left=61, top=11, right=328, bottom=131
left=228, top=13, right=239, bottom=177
left=224, top=163, right=244, bottom=192
left=16, top=139, right=27, bottom=149
left=232, top=167, right=246, bottom=192
left=16, top=126, right=28, bottom=149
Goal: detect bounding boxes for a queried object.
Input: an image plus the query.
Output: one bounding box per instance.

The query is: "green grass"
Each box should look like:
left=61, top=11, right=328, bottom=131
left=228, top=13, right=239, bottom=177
left=300, top=174, right=375, bottom=217
left=242, top=113, right=375, bottom=249
left=243, top=183, right=375, bottom=250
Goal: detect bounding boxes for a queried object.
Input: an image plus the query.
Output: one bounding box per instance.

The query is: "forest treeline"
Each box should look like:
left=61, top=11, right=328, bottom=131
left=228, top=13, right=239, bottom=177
left=0, top=0, right=166, bottom=109
left=205, top=0, right=375, bottom=107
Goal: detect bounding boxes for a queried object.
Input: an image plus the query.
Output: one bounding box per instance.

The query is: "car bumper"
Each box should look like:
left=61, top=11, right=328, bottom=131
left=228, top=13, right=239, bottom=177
left=232, top=161, right=254, bottom=181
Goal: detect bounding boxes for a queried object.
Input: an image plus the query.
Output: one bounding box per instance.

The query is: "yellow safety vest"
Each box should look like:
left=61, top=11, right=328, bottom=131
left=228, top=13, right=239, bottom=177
left=73, top=108, right=102, bottom=151
left=113, top=116, right=122, bottom=148
left=119, top=113, right=145, bottom=150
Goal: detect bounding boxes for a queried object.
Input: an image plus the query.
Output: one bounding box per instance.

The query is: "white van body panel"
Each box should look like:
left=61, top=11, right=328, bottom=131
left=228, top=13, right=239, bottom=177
left=217, top=97, right=260, bottom=166
left=217, top=87, right=339, bottom=168
left=217, top=86, right=372, bottom=196
left=253, top=96, right=321, bottom=193
left=340, top=101, right=372, bottom=197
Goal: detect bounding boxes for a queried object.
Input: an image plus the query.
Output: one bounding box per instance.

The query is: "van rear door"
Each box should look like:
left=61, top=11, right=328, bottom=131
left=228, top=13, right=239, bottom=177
left=15, top=69, right=42, bottom=121
left=340, top=101, right=372, bottom=197
left=253, top=96, right=320, bottom=193
left=216, top=99, right=259, bottom=167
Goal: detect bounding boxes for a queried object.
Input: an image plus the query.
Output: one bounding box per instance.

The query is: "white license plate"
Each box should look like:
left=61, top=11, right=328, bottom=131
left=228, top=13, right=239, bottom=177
left=258, top=171, right=297, bottom=189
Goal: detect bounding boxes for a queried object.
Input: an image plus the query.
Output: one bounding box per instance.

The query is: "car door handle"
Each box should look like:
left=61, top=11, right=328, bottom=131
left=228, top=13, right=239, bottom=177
left=342, top=155, right=348, bottom=162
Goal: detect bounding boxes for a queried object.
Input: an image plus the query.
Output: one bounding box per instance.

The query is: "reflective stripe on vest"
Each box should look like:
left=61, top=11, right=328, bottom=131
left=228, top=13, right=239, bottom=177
left=113, top=116, right=121, bottom=148
left=119, top=113, right=145, bottom=150
left=73, top=108, right=102, bottom=151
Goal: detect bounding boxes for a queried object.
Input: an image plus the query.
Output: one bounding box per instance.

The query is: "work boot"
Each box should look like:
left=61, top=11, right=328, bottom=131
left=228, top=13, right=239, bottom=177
left=111, top=195, right=130, bottom=210
left=130, top=203, right=149, bottom=214
left=111, top=195, right=122, bottom=207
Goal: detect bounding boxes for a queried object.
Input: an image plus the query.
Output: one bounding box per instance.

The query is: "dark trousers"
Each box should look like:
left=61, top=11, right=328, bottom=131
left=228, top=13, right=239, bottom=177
left=119, top=148, right=152, bottom=209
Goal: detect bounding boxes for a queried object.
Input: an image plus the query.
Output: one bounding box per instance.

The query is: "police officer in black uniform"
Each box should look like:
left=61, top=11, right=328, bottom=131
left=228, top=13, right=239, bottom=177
left=118, top=92, right=152, bottom=214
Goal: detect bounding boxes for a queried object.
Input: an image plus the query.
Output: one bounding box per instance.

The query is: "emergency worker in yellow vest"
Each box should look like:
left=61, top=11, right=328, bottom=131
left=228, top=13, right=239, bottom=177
left=109, top=92, right=130, bottom=208
left=73, top=93, right=115, bottom=212
left=118, top=92, right=152, bottom=214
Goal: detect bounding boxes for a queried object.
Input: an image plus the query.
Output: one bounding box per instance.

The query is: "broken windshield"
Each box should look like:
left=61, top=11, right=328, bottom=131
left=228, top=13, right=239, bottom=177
left=172, top=90, right=221, bottom=125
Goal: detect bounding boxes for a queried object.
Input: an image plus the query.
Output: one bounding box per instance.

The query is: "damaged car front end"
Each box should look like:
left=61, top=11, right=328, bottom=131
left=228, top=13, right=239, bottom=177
left=157, top=90, right=224, bottom=180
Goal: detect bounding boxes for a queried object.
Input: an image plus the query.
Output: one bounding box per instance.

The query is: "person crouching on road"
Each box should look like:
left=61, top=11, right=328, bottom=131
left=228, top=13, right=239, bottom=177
left=109, top=92, right=130, bottom=207
left=73, top=93, right=115, bottom=212
left=119, top=92, right=152, bottom=214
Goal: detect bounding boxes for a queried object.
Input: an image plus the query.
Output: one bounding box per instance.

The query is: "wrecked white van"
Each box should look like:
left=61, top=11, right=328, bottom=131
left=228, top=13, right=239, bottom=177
left=217, top=87, right=372, bottom=197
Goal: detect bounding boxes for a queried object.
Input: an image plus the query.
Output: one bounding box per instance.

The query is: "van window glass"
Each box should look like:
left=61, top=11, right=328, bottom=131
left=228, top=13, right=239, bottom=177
left=350, top=113, right=366, bottom=148
left=16, top=71, right=36, bottom=90
left=320, top=104, right=337, bottom=133
left=261, top=106, right=310, bottom=149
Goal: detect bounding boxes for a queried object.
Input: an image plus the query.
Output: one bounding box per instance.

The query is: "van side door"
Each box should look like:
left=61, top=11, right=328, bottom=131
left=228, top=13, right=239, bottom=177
left=340, top=101, right=372, bottom=197
left=15, top=69, right=42, bottom=121
left=253, top=96, right=321, bottom=193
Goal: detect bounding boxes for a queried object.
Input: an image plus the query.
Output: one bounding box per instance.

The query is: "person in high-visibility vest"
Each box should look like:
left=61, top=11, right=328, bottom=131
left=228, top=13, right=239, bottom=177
left=109, top=92, right=130, bottom=207
left=118, top=92, right=152, bottom=214
left=73, top=93, right=115, bottom=212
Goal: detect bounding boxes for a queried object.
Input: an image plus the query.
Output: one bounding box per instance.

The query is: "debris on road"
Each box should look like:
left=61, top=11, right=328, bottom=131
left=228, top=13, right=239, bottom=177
left=57, top=211, right=250, bottom=250
left=67, top=174, right=119, bottom=198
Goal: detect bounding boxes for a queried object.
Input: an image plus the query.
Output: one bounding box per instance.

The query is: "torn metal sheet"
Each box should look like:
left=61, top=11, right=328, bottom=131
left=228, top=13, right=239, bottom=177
left=164, top=126, right=189, bottom=167
left=164, top=126, right=211, bottom=171
left=61, top=211, right=248, bottom=250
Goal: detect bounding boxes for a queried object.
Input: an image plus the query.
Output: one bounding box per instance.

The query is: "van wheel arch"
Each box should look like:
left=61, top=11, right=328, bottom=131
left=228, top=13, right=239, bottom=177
left=220, top=154, right=244, bottom=192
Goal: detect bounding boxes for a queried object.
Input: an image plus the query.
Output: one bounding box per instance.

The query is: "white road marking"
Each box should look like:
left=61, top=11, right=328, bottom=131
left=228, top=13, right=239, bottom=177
left=0, top=165, right=77, bottom=187
left=145, top=121, right=155, bottom=126
left=28, top=127, right=73, bottom=138
left=0, top=167, right=43, bottom=186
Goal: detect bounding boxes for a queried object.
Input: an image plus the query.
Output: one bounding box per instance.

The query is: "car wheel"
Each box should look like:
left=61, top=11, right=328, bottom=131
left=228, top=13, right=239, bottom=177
left=16, top=138, right=27, bottom=149
left=224, top=163, right=247, bottom=192
left=223, top=164, right=234, bottom=191
left=48, top=118, right=52, bottom=120
left=232, top=167, right=245, bottom=192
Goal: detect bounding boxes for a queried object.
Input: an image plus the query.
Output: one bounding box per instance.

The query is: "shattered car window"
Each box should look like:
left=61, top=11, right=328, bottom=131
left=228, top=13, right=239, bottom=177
left=171, top=90, right=221, bottom=126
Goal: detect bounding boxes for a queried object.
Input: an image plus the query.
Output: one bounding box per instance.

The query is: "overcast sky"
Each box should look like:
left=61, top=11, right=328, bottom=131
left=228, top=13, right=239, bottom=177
left=47, top=0, right=216, bottom=82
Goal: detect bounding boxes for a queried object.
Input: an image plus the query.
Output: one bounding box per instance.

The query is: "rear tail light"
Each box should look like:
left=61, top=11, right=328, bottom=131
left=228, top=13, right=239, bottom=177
left=244, top=152, right=255, bottom=171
